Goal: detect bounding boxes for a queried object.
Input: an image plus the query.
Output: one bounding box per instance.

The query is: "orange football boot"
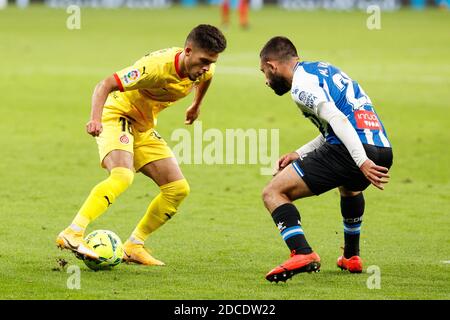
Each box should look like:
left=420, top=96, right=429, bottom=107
left=56, top=228, right=99, bottom=261
left=266, top=251, right=321, bottom=283
left=122, top=241, right=165, bottom=266
left=337, top=255, right=363, bottom=273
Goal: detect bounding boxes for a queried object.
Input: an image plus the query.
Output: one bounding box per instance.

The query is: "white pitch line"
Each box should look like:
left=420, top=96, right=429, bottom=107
left=441, top=261, right=450, bottom=264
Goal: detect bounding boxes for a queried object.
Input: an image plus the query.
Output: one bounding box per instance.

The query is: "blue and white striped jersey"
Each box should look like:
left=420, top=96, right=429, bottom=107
left=290, top=61, right=390, bottom=148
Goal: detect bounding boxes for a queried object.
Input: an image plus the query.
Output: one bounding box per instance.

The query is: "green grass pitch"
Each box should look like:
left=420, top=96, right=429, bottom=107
left=0, top=5, right=449, bottom=300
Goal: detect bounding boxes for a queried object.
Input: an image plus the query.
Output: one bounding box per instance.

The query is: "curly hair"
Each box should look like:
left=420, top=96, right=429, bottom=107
left=260, top=36, right=298, bottom=62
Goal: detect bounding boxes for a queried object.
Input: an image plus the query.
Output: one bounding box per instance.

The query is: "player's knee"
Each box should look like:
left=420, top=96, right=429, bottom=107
left=339, top=188, right=361, bottom=198
left=173, top=179, right=190, bottom=199
left=157, top=179, right=190, bottom=219
left=262, top=184, right=276, bottom=206
left=110, top=167, right=134, bottom=191
left=91, top=167, right=134, bottom=206
left=262, top=183, right=292, bottom=211
left=161, top=179, right=190, bottom=203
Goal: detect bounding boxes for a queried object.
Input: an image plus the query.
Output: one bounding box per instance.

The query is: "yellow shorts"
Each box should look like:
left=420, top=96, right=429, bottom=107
left=96, top=109, right=174, bottom=171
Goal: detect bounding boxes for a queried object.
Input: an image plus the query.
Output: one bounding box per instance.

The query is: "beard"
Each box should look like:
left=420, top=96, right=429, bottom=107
left=188, top=70, right=203, bottom=81
left=269, top=74, right=291, bottom=96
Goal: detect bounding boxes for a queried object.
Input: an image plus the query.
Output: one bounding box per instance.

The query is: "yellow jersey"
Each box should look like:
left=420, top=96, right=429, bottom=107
left=105, top=47, right=215, bottom=131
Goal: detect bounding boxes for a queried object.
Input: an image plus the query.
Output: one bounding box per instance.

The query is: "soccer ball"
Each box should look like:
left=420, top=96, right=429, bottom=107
left=83, top=230, right=124, bottom=271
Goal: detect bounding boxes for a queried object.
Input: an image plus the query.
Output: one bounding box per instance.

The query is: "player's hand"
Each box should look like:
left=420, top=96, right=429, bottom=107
left=360, top=159, right=390, bottom=190
left=185, top=104, right=200, bottom=125
left=86, top=119, right=103, bottom=137
left=273, top=152, right=300, bottom=176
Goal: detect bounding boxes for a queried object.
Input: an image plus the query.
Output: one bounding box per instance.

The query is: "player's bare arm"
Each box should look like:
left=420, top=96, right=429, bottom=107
left=87, top=75, right=119, bottom=137
left=185, top=78, right=212, bottom=125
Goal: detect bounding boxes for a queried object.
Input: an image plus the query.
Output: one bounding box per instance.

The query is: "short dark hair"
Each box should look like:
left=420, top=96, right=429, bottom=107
left=186, top=24, right=227, bottom=54
left=260, top=36, right=298, bottom=62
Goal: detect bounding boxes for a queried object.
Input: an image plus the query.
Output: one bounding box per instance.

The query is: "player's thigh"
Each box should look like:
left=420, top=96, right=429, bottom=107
left=264, top=164, right=314, bottom=201
left=134, top=128, right=183, bottom=186
left=96, top=114, right=134, bottom=171
left=140, top=157, right=184, bottom=186
left=103, top=150, right=134, bottom=172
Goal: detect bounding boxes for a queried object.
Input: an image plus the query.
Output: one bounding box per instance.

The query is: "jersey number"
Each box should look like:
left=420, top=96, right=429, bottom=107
left=332, top=72, right=371, bottom=111
left=119, top=117, right=132, bottom=135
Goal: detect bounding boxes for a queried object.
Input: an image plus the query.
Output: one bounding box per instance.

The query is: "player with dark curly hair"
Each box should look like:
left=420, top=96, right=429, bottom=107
left=260, top=36, right=393, bottom=282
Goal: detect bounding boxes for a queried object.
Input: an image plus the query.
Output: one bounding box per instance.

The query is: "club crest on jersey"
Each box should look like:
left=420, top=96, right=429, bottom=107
left=119, top=134, right=130, bottom=144
left=122, top=69, right=141, bottom=85
left=298, top=91, right=317, bottom=109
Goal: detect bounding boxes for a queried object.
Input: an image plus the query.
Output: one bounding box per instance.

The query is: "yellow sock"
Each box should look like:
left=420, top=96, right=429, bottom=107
left=71, top=167, right=134, bottom=230
left=131, top=179, right=190, bottom=242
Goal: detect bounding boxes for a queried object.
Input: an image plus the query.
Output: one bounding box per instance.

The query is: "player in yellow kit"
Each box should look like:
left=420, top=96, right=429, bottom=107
left=56, top=25, right=227, bottom=265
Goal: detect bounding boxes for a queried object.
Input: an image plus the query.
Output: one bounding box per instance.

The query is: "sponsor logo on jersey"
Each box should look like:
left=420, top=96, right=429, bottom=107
left=122, top=69, right=141, bottom=85
left=119, top=134, right=130, bottom=144
left=298, top=91, right=318, bottom=109
left=151, top=130, right=162, bottom=140
left=354, top=110, right=381, bottom=130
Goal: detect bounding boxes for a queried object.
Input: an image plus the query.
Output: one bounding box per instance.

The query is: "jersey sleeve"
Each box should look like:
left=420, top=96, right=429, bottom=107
left=113, top=56, right=161, bottom=92
left=291, top=72, right=331, bottom=115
